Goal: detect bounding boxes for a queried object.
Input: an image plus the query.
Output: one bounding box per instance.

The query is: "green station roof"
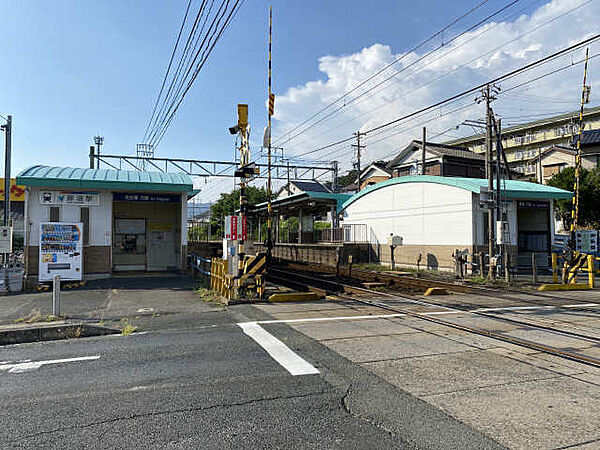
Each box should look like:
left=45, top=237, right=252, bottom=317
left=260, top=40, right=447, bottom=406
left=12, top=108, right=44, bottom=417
left=341, top=175, right=573, bottom=211
left=17, top=165, right=194, bottom=193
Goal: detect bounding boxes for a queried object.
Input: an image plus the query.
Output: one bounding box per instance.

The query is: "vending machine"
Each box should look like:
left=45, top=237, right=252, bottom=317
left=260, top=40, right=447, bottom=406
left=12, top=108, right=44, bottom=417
left=39, top=222, right=83, bottom=282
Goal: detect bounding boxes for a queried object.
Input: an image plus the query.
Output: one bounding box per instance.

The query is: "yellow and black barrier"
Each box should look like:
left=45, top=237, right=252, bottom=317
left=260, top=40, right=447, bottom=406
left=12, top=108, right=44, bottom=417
left=209, top=253, right=268, bottom=300
left=542, top=252, right=597, bottom=291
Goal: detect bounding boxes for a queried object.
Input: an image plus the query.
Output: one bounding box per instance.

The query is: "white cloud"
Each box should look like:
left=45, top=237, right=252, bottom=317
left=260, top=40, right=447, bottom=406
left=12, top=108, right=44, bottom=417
left=273, top=0, right=600, bottom=172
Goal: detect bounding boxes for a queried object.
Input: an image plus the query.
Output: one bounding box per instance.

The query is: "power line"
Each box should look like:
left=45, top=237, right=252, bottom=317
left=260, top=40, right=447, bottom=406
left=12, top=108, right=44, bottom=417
left=276, top=0, right=525, bottom=147
left=273, top=0, right=499, bottom=146
left=291, top=35, right=599, bottom=162
left=365, top=34, right=600, bottom=135
left=142, top=0, right=194, bottom=143
left=149, top=0, right=245, bottom=147
left=282, top=0, right=588, bottom=153
left=143, top=0, right=244, bottom=148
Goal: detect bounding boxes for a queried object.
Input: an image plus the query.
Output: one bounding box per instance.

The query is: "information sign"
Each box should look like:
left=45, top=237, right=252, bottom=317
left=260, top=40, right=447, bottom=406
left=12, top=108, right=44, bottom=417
left=39, top=222, right=83, bottom=282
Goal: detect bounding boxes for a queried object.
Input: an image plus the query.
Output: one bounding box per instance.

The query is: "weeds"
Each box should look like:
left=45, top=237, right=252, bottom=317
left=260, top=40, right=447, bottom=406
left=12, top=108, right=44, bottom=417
left=469, top=276, right=487, bottom=284
left=195, top=287, right=228, bottom=307
left=120, top=317, right=138, bottom=336
left=14, top=309, right=61, bottom=324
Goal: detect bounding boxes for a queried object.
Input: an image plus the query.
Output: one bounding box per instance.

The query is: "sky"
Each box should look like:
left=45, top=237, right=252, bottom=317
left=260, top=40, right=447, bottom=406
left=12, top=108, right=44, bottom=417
left=1, top=0, right=598, bottom=201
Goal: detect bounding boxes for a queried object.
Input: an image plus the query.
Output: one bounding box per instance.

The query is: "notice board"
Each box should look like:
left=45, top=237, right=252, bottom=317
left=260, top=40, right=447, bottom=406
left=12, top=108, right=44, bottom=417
left=39, top=222, right=83, bottom=282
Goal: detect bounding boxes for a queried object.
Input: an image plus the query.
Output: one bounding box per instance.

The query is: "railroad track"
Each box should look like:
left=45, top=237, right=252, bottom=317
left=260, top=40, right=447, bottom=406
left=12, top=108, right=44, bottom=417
left=268, top=267, right=600, bottom=369
left=276, top=259, right=600, bottom=312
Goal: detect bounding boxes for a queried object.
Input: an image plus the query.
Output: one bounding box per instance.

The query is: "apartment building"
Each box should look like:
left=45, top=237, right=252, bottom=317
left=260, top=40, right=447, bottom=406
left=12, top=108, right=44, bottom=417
left=444, top=106, right=600, bottom=179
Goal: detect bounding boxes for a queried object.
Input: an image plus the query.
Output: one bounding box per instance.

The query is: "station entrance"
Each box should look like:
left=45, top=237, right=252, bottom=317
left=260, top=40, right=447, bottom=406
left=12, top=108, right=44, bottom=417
left=112, top=193, right=182, bottom=272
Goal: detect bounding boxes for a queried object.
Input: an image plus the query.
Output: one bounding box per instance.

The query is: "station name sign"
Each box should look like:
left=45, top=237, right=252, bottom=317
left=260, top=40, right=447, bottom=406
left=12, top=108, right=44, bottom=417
left=40, top=191, right=100, bottom=206
left=517, top=200, right=549, bottom=209
left=113, top=193, right=180, bottom=203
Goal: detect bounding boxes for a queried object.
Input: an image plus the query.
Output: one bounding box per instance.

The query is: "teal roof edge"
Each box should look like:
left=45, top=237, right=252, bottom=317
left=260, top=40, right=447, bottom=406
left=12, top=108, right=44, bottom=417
left=17, top=165, right=193, bottom=193
left=341, top=175, right=573, bottom=211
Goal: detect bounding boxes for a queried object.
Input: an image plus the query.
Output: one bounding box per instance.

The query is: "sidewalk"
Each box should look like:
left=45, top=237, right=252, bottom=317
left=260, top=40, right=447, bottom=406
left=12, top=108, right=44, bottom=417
left=0, top=274, right=227, bottom=333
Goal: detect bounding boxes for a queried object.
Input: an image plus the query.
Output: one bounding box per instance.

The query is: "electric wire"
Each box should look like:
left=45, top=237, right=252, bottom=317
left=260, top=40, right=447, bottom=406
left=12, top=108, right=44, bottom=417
left=295, top=38, right=599, bottom=167
left=286, top=0, right=592, bottom=155
left=142, top=0, right=194, bottom=143
left=150, top=0, right=245, bottom=147
left=274, top=0, right=523, bottom=148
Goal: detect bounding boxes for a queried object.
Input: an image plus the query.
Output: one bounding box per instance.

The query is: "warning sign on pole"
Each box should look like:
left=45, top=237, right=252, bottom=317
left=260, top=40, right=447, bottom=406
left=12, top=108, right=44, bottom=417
left=268, top=93, right=275, bottom=116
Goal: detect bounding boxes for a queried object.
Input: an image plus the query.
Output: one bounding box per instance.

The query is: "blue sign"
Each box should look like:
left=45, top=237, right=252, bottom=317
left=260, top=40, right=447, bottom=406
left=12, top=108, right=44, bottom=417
left=113, top=193, right=181, bottom=203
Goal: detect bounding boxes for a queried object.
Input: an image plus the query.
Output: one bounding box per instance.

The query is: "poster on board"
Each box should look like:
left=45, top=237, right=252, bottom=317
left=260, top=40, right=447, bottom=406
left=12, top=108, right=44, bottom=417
left=39, top=222, right=83, bottom=282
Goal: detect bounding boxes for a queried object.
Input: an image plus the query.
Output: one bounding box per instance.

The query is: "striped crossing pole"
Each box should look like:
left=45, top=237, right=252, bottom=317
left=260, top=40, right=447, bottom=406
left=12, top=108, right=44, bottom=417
left=266, top=5, right=274, bottom=258
left=570, top=48, right=589, bottom=239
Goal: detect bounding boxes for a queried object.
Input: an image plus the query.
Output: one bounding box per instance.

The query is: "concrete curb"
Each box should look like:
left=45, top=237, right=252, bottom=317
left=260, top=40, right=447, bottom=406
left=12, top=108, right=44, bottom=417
left=0, top=322, right=120, bottom=346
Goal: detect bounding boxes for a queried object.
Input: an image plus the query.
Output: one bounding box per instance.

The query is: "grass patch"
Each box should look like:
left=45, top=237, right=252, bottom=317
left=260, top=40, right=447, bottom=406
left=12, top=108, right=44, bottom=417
left=469, top=276, right=487, bottom=284
left=14, top=309, right=61, bottom=324
left=195, top=287, right=228, bottom=307
left=120, top=317, right=138, bottom=336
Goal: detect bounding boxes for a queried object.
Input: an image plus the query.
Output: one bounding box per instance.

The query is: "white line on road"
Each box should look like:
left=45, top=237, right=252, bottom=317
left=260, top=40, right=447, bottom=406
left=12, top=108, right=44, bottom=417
left=238, top=322, right=320, bottom=376
left=253, top=302, right=600, bottom=325
left=0, top=355, right=100, bottom=374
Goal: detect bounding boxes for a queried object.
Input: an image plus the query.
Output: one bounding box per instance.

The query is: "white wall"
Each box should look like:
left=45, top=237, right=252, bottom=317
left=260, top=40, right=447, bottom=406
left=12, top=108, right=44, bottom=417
left=26, top=187, right=112, bottom=246
left=181, top=193, right=188, bottom=246
left=342, top=182, right=474, bottom=246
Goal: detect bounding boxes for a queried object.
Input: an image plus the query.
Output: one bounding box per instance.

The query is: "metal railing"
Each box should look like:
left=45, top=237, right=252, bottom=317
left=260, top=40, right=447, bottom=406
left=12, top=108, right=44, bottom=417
left=277, top=224, right=368, bottom=244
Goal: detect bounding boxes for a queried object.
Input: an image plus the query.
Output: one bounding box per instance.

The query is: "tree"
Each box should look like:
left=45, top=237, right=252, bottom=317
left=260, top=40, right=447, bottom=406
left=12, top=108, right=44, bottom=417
left=547, top=167, right=600, bottom=229
left=209, top=186, right=274, bottom=237
left=337, top=169, right=358, bottom=188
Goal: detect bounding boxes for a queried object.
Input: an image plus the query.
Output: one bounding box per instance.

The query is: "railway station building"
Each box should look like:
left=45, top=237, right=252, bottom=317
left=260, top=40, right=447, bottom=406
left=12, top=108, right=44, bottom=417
left=340, top=175, right=573, bottom=271
left=17, top=165, right=195, bottom=285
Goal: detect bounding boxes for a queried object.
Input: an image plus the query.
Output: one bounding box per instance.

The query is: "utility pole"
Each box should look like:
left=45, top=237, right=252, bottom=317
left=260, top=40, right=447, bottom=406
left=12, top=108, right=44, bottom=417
left=352, top=131, right=365, bottom=191
left=89, top=146, right=95, bottom=169
left=331, top=160, right=339, bottom=193
left=421, top=127, right=426, bottom=175
left=93, top=136, right=104, bottom=169
left=494, top=118, right=504, bottom=278
left=483, top=85, right=495, bottom=280
left=2, top=115, right=12, bottom=228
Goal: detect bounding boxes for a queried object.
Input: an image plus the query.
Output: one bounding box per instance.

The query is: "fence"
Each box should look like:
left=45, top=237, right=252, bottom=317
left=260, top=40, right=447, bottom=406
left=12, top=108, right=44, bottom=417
left=189, top=253, right=212, bottom=287
left=278, top=224, right=368, bottom=244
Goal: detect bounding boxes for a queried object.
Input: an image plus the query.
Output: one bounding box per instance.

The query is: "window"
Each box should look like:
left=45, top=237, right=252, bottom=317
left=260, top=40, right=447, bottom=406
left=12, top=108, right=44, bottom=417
left=49, top=207, right=60, bottom=222
left=80, top=207, right=90, bottom=246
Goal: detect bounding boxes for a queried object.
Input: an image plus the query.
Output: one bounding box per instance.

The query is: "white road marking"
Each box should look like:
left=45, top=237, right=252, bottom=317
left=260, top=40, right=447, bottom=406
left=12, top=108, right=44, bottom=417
left=258, top=313, right=406, bottom=324
left=0, top=355, right=100, bottom=374
left=253, top=302, right=600, bottom=325
left=563, top=303, right=598, bottom=308
left=238, top=322, right=320, bottom=376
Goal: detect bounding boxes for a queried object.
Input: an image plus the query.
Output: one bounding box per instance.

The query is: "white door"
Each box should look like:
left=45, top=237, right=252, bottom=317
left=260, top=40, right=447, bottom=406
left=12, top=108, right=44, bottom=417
left=147, top=230, right=176, bottom=270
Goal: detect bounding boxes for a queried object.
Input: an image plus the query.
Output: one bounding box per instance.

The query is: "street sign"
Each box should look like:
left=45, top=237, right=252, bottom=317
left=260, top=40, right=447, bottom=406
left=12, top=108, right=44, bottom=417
left=387, top=235, right=403, bottom=247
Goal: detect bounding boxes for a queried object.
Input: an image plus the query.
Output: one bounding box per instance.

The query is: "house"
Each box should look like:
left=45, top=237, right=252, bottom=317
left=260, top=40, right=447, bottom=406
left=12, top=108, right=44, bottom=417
left=386, top=140, right=485, bottom=178
left=359, top=162, right=392, bottom=189
left=340, top=175, right=572, bottom=271
left=277, top=180, right=331, bottom=198
left=525, top=130, right=600, bottom=184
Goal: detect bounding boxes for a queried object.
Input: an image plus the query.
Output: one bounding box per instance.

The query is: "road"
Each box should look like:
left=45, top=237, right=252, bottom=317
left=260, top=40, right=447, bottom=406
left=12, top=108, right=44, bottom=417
left=0, top=304, right=502, bottom=449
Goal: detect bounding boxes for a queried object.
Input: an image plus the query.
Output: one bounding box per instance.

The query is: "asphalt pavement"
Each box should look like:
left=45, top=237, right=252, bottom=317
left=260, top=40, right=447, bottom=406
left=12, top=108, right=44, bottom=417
left=0, top=300, right=504, bottom=449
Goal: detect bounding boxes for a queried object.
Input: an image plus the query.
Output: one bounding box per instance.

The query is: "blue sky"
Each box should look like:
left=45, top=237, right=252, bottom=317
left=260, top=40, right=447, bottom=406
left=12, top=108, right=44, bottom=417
left=1, top=0, right=598, bottom=200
